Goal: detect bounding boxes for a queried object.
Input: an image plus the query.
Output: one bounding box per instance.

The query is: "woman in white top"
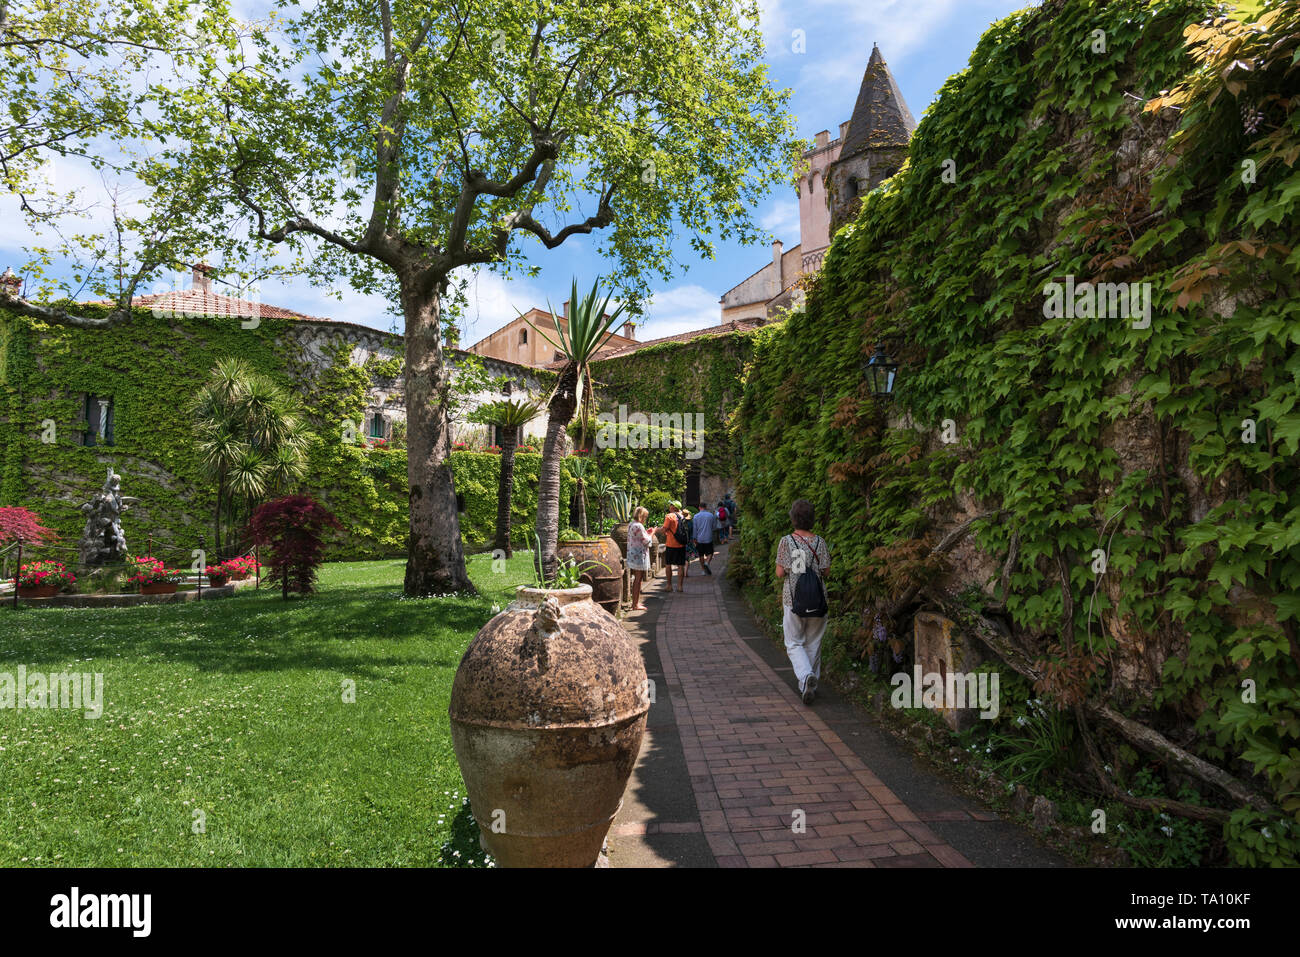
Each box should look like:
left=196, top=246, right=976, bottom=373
left=775, top=498, right=831, bottom=705
left=626, top=506, right=657, bottom=611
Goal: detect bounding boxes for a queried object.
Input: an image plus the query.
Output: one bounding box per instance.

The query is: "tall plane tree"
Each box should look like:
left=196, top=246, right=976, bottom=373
left=1, top=0, right=799, bottom=595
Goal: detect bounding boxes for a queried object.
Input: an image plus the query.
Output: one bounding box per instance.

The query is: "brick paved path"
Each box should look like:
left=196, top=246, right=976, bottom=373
left=613, top=547, right=981, bottom=868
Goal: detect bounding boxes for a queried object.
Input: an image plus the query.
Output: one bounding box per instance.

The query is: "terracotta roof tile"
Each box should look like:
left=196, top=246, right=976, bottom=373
left=587, top=317, right=768, bottom=364
left=116, top=289, right=325, bottom=321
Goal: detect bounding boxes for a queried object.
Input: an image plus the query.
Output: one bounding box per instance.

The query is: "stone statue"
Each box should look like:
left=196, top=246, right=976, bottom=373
left=78, top=467, right=139, bottom=565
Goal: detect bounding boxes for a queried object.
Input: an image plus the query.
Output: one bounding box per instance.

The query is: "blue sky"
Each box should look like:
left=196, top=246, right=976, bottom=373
left=0, top=0, right=1034, bottom=344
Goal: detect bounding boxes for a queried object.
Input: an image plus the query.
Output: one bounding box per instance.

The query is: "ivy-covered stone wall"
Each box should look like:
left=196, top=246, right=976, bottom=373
left=730, top=0, right=1300, bottom=863
left=590, top=328, right=759, bottom=502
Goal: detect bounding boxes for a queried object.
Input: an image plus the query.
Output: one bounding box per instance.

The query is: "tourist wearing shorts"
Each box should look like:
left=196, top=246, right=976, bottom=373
left=662, top=501, right=687, bottom=593
left=691, top=502, right=717, bottom=574
left=775, top=499, right=831, bottom=705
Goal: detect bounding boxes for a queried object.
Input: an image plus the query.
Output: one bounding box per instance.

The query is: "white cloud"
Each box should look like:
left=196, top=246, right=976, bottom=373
left=759, top=198, right=800, bottom=242
left=455, top=270, right=553, bottom=345
left=635, top=284, right=723, bottom=341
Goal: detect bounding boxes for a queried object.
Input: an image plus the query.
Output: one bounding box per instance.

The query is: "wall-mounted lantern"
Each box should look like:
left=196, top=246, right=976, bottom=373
left=863, top=344, right=898, bottom=399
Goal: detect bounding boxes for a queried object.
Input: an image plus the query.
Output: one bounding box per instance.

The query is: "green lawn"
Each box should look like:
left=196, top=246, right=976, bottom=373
left=0, top=552, right=537, bottom=866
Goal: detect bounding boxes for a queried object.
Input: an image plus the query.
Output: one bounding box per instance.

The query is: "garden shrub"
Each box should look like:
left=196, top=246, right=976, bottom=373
left=249, top=495, right=341, bottom=598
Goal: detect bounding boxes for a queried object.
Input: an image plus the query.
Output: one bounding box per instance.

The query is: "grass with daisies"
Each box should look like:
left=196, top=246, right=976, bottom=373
left=0, top=552, right=538, bottom=866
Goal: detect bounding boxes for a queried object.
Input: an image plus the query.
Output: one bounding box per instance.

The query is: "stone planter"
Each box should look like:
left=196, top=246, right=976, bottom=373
left=449, top=584, right=650, bottom=867
left=17, top=584, right=59, bottom=598
left=140, top=582, right=178, bottom=595
left=555, top=537, right=624, bottom=615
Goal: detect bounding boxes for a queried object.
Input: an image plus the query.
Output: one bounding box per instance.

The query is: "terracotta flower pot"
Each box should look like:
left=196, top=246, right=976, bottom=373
left=555, top=537, right=624, bottom=615
left=449, top=584, right=650, bottom=867
left=140, top=582, right=178, bottom=595
left=17, top=584, right=58, bottom=598
left=609, top=522, right=630, bottom=558
left=207, top=574, right=229, bottom=588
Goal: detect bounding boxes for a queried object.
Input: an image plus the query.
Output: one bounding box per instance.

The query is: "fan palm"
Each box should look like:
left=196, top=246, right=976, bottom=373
left=526, top=278, right=627, bottom=579
left=471, top=396, right=544, bottom=557
left=192, top=359, right=313, bottom=557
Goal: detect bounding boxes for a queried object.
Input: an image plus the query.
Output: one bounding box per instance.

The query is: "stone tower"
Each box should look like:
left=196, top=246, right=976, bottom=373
left=826, top=44, right=916, bottom=232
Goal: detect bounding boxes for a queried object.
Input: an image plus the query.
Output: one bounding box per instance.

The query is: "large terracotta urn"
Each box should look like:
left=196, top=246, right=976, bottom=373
left=449, top=584, right=650, bottom=867
left=555, top=536, right=623, bottom=615
left=609, top=522, right=630, bottom=558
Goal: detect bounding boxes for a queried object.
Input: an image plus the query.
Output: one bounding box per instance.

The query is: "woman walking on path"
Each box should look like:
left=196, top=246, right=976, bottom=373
left=775, top=499, right=831, bottom=705
left=627, top=506, right=656, bottom=610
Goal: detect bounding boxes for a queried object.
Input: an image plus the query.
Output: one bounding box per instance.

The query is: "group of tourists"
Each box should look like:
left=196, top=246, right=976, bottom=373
left=624, top=495, right=737, bottom=608
left=624, top=493, right=830, bottom=707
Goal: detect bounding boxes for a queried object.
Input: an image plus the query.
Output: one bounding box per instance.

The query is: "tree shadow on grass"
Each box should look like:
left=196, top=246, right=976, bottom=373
left=2, top=583, right=495, bottom=679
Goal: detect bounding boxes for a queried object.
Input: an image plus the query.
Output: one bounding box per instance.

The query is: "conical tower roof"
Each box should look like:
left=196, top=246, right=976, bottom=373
left=839, top=44, right=915, bottom=159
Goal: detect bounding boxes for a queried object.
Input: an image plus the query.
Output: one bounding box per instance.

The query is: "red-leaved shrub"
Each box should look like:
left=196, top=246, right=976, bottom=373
left=248, top=496, right=340, bottom=599
left=0, top=507, right=57, bottom=547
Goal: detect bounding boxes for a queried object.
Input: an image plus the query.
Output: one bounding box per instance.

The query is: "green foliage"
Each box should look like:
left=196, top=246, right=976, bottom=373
left=1112, top=768, right=1211, bottom=868
left=987, top=703, right=1077, bottom=785
left=590, top=329, right=757, bottom=481
left=192, top=357, right=312, bottom=556
left=448, top=450, right=575, bottom=550
left=641, top=490, right=672, bottom=518
left=731, top=0, right=1300, bottom=863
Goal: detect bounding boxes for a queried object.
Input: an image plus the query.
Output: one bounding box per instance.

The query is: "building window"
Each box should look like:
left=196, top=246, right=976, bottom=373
left=368, top=412, right=386, bottom=439
left=847, top=175, right=860, bottom=197
left=82, top=394, right=114, bottom=447
left=519, top=328, right=528, bottom=346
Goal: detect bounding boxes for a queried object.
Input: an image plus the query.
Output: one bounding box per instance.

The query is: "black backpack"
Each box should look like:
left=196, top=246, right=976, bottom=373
left=788, top=535, right=827, bottom=618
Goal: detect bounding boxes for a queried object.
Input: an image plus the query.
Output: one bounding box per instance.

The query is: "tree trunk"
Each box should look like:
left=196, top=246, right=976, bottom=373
left=400, top=272, right=474, bottom=596
left=536, top=362, right=579, bottom=581
left=577, top=477, right=588, bottom=537
left=495, top=424, right=520, bottom=558
left=214, top=474, right=225, bottom=560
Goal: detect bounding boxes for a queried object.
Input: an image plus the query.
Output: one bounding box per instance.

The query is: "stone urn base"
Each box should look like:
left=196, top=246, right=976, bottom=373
left=449, top=584, right=649, bottom=867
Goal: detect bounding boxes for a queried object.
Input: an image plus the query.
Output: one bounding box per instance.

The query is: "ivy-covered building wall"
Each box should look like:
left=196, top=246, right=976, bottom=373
left=728, top=0, right=1300, bottom=863
left=0, top=304, right=546, bottom=560
left=590, top=327, right=760, bottom=505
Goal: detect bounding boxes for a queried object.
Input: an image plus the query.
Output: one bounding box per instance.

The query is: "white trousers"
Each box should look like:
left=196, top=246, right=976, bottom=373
left=783, top=608, right=827, bottom=687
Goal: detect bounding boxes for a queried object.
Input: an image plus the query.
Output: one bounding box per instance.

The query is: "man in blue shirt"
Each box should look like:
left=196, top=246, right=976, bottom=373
left=691, top=502, right=718, bottom=575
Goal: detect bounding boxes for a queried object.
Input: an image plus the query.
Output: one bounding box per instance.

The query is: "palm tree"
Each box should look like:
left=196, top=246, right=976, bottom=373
left=527, top=278, right=627, bottom=579
left=471, top=397, right=544, bottom=557
left=590, top=470, right=619, bottom=532
left=192, top=358, right=312, bottom=558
